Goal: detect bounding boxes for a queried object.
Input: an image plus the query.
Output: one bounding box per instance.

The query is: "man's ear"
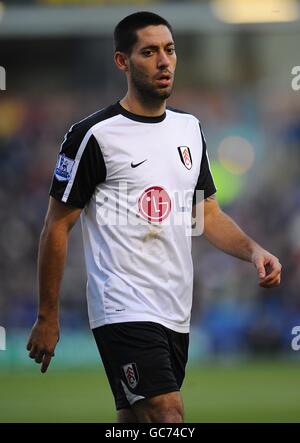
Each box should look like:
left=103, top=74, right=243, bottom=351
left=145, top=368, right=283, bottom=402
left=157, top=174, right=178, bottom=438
left=114, top=51, right=129, bottom=72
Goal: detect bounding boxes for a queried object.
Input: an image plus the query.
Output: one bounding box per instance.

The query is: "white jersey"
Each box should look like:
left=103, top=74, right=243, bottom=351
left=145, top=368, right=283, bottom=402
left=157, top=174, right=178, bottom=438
left=50, top=102, right=216, bottom=333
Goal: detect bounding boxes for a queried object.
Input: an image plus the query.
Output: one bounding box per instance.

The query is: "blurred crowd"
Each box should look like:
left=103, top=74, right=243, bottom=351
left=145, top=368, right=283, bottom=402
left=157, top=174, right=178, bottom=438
left=0, top=85, right=299, bottom=357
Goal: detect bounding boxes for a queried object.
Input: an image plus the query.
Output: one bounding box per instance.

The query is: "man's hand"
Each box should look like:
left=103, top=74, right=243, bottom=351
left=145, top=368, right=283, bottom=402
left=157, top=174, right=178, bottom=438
left=26, top=318, right=60, bottom=373
left=251, top=249, right=282, bottom=288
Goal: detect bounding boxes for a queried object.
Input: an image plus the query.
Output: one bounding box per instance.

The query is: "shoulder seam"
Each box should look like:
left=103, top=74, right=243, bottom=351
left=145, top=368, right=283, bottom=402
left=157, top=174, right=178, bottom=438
left=166, top=108, right=198, bottom=121
left=71, top=103, right=121, bottom=134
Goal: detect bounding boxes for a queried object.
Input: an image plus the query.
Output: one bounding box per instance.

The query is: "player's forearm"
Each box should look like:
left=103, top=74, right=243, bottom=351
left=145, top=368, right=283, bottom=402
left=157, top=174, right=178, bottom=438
left=37, top=222, right=69, bottom=321
left=203, top=209, right=264, bottom=262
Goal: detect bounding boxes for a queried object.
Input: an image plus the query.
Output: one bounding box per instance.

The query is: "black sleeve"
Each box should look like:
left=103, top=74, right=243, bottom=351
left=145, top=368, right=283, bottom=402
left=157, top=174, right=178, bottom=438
left=49, top=124, right=106, bottom=208
left=192, top=125, right=217, bottom=205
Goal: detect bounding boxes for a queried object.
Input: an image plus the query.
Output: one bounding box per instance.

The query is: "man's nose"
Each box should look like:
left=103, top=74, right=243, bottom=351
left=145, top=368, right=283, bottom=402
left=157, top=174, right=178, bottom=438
left=157, top=50, right=170, bottom=69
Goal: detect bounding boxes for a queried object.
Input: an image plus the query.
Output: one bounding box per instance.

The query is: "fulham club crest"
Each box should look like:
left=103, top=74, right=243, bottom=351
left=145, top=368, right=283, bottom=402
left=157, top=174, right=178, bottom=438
left=123, top=362, right=139, bottom=389
left=178, top=146, right=192, bottom=170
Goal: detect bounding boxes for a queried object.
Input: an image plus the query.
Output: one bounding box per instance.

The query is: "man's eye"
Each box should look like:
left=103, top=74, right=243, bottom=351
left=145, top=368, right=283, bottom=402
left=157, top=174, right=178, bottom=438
left=167, top=48, right=175, bottom=54
left=143, top=50, right=153, bottom=57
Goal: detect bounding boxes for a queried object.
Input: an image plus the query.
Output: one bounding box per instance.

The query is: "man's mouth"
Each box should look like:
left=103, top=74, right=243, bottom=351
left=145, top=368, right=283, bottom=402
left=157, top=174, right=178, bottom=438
left=155, top=74, right=172, bottom=86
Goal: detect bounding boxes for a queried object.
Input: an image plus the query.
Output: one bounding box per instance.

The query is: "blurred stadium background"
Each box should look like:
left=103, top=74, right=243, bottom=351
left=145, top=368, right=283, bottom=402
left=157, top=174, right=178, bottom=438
left=0, top=0, right=300, bottom=423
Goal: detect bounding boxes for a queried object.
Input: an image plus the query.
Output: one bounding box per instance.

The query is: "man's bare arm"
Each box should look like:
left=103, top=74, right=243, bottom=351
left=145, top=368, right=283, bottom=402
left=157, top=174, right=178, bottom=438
left=27, top=197, right=81, bottom=373
left=198, top=195, right=282, bottom=288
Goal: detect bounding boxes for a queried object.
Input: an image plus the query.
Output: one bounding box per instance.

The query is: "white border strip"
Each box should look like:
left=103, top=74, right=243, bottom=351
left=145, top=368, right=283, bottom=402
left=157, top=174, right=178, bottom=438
left=62, top=128, right=93, bottom=203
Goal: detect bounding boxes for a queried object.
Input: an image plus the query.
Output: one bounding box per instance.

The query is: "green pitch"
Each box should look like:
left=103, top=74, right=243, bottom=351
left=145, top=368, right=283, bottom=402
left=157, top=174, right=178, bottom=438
left=0, top=360, right=299, bottom=423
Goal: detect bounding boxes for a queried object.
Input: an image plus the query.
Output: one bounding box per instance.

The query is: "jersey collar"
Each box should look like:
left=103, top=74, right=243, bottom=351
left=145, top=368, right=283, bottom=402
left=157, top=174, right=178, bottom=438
left=116, top=101, right=166, bottom=123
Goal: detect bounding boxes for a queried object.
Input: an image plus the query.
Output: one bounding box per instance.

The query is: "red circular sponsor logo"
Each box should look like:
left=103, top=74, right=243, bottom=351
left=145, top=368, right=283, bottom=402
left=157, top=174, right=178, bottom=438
left=138, top=186, right=171, bottom=223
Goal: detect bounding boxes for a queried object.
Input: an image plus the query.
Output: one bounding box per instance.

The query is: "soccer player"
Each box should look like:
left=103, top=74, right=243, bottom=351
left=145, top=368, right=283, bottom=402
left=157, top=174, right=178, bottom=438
left=27, top=12, right=282, bottom=423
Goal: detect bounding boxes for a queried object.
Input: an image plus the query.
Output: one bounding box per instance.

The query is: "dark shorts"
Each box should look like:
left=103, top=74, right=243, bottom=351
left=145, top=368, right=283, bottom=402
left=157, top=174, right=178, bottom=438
left=92, top=321, right=189, bottom=410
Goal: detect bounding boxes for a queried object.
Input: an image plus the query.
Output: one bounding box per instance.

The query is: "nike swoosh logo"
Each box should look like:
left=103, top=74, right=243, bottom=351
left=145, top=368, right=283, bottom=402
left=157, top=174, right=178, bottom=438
left=131, top=159, right=147, bottom=168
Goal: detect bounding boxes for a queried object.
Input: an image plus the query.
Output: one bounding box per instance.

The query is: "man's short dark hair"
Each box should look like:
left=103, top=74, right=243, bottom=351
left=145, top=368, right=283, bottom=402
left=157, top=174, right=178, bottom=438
left=114, top=11, right=174, bottom=55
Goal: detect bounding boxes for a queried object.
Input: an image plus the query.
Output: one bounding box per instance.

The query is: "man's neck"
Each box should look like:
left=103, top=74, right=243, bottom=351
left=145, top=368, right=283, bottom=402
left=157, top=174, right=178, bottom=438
left=120, top=92, right=166, bottom=117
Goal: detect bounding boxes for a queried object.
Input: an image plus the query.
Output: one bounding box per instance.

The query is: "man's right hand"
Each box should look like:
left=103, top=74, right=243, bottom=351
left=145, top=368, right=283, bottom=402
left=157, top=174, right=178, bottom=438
left=26, top=318, right=60, bottom=373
